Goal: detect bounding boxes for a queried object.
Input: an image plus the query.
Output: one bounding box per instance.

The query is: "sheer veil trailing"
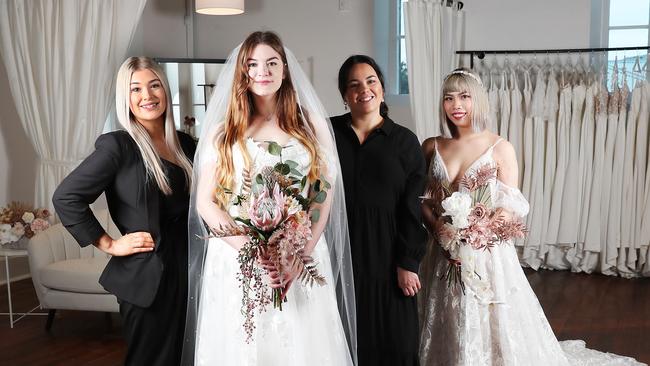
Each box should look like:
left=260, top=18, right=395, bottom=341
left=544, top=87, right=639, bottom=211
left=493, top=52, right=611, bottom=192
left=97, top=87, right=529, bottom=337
left=181, top=44, right=357, bottom=365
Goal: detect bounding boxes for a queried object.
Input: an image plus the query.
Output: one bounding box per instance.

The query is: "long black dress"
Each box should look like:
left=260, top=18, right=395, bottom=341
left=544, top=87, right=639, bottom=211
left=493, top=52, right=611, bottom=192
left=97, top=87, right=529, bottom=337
left=119, top=159, right=189, bottom=365
left=331, top=113, right=427, bottom=366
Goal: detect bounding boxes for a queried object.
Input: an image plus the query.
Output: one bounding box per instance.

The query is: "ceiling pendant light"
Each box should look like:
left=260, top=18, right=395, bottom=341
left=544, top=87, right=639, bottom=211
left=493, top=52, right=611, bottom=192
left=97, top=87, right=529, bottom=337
left=195, top=0, right=244, bottom=15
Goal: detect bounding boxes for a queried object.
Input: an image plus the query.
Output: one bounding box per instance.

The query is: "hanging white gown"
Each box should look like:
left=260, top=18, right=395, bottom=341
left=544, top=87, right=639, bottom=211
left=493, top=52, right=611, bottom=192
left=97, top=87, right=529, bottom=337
left=499, top=71, right=511, bottom=138
left=527, top=67, right=546, bottom=264
left=634, top=82, right=649, bottom=274
left=575, top=80, right=597, bottom=271
left=541, top=69, right=559, bottom=247
left=518, top=67, right=536, bottom=261
left=639, top=79, right=650, bottom=276
left=600, top=83, right=621, bottom=274
left=546, top=75, right=572, bottom=247
left=583, top=82, right=609, bottom=270
left=557, top=80, right=586, bottom=246
left=620, top=80, right=641, bottom=274
left=194, top=138, right=353, bottom=366
left=519, top=68, right=533, bottom=207
left=607, top=82, right=628, bottom=275
left=576, top=81, right=595, bottom=245
left=507, top=68, right=524, bottom=186
left=419, top=139, right=647, bottom=366
left=488, top=71, right=500, bottom=133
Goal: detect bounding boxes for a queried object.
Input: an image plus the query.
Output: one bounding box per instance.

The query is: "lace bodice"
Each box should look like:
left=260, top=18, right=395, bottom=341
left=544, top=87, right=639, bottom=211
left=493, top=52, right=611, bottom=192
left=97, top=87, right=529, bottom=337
left=227, top=137, right=312, bottom=216
left=429, top=138, right=529, bottom=218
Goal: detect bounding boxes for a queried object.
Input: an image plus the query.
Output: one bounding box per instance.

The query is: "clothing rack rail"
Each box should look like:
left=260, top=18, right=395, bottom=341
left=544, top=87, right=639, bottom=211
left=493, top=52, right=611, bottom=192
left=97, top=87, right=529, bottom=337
left=457, top=46, right=650, bottom=68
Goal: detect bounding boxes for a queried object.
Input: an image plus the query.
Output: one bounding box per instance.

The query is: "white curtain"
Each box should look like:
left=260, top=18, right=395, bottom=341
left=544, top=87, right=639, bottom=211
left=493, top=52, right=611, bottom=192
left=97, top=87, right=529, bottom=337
left=0, top=0, right=147, bottom=210
left=474, top=54, right=650, bottom=277
left=404, top=0, right=464, bottom=140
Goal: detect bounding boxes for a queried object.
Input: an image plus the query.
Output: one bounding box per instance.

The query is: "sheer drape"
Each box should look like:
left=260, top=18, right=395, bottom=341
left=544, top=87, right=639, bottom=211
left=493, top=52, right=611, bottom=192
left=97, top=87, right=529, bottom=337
left=0, top=0, right=146, bottom=210
left=474, top=55, right=650, bottom=277
left=404, top=0, right=464, bottom=140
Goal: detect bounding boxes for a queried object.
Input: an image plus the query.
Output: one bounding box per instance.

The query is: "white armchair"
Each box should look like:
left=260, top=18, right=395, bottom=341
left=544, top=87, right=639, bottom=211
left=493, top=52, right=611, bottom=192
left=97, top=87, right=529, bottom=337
left=28, top=209, right=119, bottom=329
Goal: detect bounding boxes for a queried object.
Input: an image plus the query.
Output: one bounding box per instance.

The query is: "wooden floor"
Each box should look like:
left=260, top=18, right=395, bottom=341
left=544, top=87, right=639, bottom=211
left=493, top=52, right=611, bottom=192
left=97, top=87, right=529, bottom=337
left=0, top=270, right=648, bottom=365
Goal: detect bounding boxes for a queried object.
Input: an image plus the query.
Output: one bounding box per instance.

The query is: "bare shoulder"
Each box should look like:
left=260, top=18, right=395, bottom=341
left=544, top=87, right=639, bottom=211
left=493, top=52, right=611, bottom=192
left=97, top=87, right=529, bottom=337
left=421, top=136, right=437, bottom=155
left=492, top=137, right=518, bottom=176
left=493, top=137, right=516, bottom=161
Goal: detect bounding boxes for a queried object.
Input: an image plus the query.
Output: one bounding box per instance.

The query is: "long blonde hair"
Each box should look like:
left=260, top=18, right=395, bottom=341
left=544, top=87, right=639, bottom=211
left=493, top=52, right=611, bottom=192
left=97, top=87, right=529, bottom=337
left=214, top=31, right=322, bottom=206
left=115, top=56, right=193, bottom=195
left=439, top=68, right=490, bottom=138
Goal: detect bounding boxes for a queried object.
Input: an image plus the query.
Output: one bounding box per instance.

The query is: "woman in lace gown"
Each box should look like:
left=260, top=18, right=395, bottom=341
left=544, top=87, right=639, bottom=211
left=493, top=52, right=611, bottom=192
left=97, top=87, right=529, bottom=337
left=418, top=68, right=646, bottom=366
left=182, top=31, right=355, bottom=366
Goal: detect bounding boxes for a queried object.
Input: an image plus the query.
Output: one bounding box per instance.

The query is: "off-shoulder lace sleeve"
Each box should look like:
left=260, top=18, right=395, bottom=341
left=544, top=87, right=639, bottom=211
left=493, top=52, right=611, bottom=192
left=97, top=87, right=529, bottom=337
left=493, top=180, right=530, bottom=218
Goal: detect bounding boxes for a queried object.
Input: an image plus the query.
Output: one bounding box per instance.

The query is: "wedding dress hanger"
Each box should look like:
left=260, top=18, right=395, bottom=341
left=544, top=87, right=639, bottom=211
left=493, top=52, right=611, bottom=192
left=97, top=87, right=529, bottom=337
left=633, top=53, right=642, bottom=73
left=621, top=52, right=632, bottom=90
left=627, top=52, right=646, bottom=85
left=586, top=50, right=597, bottom=85
left=610, top=56, right=620, bottom=91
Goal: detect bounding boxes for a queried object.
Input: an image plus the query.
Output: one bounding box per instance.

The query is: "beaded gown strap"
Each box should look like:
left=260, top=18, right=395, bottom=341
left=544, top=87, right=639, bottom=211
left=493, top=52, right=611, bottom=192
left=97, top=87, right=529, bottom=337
left=488, top=137, right=503, bottom=152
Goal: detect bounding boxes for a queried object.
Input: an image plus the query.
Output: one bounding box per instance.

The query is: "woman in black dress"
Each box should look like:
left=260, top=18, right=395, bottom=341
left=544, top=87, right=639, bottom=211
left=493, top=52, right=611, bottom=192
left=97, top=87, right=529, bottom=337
left=52, top=57, right=196, bottom=365
left=331, top=55, right=427, bottom=366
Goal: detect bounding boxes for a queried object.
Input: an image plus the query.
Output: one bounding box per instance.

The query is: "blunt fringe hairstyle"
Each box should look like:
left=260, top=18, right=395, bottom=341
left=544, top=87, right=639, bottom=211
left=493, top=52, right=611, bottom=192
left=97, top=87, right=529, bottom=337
left=439, top=67, right=490, bottom=137
left=115, top=56, right=193, bottom=195
left=337, top=55, right=389, bottom=118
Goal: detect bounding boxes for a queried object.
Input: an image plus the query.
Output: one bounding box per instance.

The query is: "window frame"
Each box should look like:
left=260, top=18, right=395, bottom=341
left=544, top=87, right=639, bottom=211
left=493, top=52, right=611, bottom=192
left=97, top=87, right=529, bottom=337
left=606, top=0, right=650, bottom=47
left=398, top=0, right=409, bottom=95
left=598, top=0, right=650, bottom=88
left=155, top=58, right=225, bottom=132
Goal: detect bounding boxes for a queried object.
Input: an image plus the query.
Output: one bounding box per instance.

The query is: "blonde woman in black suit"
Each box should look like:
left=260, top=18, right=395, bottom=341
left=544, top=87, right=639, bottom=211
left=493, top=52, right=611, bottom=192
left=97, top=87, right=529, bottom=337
left=53, top=57, right=196, bottom=366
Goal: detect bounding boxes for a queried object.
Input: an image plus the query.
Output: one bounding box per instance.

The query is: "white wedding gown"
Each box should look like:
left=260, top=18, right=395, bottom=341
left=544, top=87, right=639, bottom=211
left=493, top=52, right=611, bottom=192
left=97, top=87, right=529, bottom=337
left=419, top=138, right=647, bottom=366
left=194, top=138, right=353, bottom=366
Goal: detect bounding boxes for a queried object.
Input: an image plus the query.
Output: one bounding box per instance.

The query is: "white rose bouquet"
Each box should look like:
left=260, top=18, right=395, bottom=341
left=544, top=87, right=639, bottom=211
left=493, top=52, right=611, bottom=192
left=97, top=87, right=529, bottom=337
left=425, top=164, right=527, bottom=298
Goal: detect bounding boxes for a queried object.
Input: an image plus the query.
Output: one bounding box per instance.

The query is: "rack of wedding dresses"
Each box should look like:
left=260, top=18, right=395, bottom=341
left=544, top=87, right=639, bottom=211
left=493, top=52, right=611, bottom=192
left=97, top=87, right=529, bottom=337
left=467, top=51, right=650, bottom=278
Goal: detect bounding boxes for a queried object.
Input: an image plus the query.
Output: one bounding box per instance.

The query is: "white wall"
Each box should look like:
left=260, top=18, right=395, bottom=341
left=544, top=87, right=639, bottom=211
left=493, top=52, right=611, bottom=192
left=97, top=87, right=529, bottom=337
left=138, top=0, right=189, bottom=58
left=463, top=0, right=592, bottom=51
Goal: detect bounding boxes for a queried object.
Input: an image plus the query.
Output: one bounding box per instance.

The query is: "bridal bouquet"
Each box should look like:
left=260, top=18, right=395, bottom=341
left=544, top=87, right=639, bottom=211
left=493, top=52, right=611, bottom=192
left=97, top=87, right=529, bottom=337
left=0, top=202, right=51, bottom=246
left=431, top=164, right=526, bottom=297
left=210, top=141, right=328, bottom=341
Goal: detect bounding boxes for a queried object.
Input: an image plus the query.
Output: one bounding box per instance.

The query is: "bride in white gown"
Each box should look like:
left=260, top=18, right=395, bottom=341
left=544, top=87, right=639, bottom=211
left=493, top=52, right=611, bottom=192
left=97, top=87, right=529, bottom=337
left=181, top=31, right=356, bottom=366
left=418, top=68, right=646, bottom=366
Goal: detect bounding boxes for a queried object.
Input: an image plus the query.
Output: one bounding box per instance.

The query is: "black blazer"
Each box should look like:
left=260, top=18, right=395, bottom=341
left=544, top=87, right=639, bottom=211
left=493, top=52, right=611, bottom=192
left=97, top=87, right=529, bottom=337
left=52, top=130, right=196, bottom=308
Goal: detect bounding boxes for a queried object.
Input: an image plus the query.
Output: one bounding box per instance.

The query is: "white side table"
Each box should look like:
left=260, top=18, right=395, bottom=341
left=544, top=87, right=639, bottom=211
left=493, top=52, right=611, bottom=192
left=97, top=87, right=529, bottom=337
left=0, top=247, right=46, bottom=328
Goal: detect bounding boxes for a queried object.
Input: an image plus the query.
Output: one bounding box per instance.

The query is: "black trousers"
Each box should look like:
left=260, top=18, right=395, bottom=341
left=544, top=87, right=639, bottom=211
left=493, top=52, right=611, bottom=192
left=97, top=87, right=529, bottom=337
left=119, top=252, right=187, bottom=366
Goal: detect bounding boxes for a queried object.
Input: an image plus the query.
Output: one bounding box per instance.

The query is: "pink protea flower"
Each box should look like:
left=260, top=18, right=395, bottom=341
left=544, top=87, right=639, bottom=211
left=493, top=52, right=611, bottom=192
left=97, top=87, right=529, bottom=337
left=248, top=183, right=285, bottom=232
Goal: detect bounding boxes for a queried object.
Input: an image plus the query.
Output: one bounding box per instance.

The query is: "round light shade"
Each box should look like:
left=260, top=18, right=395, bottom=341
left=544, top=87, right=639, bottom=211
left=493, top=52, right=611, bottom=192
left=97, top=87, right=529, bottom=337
left=195, top=0, right=244, bottom=15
